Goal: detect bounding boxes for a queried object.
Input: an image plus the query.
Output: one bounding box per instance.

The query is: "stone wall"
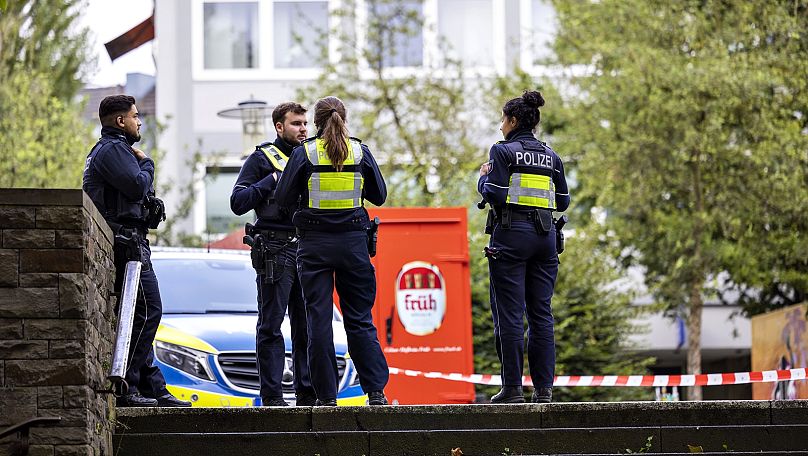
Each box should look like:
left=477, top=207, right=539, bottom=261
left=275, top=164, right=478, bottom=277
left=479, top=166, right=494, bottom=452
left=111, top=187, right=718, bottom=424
left=1, top=189, right=116, bottom=456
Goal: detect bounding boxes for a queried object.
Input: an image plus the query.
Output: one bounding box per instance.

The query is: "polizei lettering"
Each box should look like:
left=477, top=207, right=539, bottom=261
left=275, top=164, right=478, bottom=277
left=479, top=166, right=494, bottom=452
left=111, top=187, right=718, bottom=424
left=514, top=151, right=553, bottom=169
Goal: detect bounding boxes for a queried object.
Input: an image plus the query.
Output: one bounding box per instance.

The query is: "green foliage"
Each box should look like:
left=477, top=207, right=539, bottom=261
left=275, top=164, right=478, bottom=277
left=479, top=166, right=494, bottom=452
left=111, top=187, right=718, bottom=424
left=551, top=0, right=808, bottom=390
left=0, top=0, right=93, bottom=97
left=0, top=0, right=95, bottom=188
left=559, top=0, right=808, bottom=313
left=626, top=435, right=654, bottom=454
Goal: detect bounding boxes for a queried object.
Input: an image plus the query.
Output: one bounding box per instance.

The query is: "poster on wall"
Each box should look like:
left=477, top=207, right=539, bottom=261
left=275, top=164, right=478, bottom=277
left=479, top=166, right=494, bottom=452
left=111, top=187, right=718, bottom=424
left=751, top=303, right=808, bottom=400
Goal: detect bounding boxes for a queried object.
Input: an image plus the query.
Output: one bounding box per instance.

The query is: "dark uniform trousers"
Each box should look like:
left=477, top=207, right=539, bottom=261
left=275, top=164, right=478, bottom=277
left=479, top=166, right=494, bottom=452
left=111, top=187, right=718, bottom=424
left=488, top=220, right=558, bottom=388
left=255, top=240, right=312, bottom=400
left=296, top=230, right=389, bottom=401
left=113, top=238, right=169, bottom=397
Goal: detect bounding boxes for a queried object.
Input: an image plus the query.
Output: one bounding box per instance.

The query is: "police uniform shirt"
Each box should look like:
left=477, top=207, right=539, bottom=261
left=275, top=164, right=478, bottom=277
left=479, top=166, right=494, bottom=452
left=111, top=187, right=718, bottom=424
left=230, top=136, right=297, bottom=231
left=274, top=136, right=387, bottom=232
left=478, top=129, right=570, bottom=213
left=82, top=126, right=155, bottom=226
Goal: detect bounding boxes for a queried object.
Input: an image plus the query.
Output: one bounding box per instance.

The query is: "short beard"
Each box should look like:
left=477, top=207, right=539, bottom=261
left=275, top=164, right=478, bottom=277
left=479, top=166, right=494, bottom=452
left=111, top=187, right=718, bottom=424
left=125, top=131, right=141, bottom=145
left=281, top=132, right=301, bottom=147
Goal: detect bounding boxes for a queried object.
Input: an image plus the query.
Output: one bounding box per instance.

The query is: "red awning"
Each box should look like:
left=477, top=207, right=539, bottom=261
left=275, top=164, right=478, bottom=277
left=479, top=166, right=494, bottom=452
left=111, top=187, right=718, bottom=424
left=104, top=14, right=154, bottom=61
left=208, top=228, right=250, bottom=251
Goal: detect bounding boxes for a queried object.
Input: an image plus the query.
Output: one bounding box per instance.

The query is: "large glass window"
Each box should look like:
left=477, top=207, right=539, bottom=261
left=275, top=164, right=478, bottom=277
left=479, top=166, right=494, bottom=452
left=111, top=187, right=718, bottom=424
left=273, top=1, right=329, bottom=68
left=437, top=0, right=493, bottom=67
left=367, top=0, right=423, bottom=68
left=203, top=2, right=259, bottom=69
left=205, top=169, right=253, bottom=233
left=529, top=0, right=557, bottom=62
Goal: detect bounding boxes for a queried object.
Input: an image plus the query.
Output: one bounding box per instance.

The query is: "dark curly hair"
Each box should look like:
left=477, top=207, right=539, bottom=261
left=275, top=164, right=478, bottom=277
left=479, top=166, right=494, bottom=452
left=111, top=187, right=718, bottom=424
left=502, top=90, right=545, bottom=132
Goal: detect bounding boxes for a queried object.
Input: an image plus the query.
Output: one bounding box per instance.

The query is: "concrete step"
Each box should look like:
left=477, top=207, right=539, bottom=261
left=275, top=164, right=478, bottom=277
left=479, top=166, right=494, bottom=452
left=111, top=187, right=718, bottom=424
left=113, top=401, right=808, bottom=455
left=114, top=400, right=808, bottom=434
left=112, top=425, right=808, bottom=456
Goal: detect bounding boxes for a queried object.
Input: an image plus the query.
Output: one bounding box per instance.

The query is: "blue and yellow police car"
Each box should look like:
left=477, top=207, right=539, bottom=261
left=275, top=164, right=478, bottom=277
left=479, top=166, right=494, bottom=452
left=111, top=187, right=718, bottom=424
left=149, top=247, right=366, bottom=406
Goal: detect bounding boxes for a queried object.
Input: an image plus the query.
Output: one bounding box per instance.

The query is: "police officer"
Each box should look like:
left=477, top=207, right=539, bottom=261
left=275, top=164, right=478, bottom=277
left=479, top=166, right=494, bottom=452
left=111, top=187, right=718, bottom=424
left=230, top=102, right=316, bottom=406
left=274, top=96, right=389, bottom=406
left=83, top=95, right=190, bottom=407
left=478, top=90, right=570, bottom=404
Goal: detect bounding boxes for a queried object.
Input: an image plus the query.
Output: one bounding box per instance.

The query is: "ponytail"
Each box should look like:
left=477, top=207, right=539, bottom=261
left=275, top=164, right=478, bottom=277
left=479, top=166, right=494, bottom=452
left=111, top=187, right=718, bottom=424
left=314, top=97, right=349, bottom=171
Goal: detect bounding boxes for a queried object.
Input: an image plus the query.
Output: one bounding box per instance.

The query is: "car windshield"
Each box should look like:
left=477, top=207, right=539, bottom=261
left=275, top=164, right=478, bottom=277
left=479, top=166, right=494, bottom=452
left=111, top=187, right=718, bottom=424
left=152, top=257, right=257, bottom=314
left=151, top=255, right=343, bottom=322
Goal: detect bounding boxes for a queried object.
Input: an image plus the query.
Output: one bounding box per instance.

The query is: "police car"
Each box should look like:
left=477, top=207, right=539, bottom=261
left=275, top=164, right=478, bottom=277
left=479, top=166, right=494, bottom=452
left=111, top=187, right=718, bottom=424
left=149, top=247, right=366, bottom=406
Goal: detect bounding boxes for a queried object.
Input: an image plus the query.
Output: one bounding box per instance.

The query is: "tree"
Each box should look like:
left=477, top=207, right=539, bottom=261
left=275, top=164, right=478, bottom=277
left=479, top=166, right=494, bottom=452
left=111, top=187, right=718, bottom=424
left=551, top=0, right=808, bottom=399
left=0, top=0, right=95, bottom=188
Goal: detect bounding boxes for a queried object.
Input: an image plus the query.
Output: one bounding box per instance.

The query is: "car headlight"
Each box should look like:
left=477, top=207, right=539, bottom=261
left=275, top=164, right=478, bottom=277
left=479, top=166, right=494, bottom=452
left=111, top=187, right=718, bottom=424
left=155, top=341, right=215, bottom=381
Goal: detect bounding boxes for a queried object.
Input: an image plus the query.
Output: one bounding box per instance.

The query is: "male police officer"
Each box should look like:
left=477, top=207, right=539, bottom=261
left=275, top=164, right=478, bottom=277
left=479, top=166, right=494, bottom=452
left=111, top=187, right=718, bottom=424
left=83, top=95, right=190, bottom=407
left=230, top=102, right=316, bottom=406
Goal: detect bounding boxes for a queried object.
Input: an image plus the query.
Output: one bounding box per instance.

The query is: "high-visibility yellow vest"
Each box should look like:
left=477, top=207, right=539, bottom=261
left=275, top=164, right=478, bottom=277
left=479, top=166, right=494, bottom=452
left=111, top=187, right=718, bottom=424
left=505, top=142, right=557, bottom=210
left=303, top=138, right=364, bottom=209
left=257, top=144, right=289, bottom=171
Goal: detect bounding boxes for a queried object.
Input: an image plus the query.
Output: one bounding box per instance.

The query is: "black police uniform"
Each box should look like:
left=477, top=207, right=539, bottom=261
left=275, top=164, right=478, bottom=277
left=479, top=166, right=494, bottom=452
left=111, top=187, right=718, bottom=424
left=230, top=136, right=315, bottom=405
left=274, top=135, right=389, bottom=405
left=477, top=129, right=570, bottom=395
left=82, top=126, right=180, bottom=406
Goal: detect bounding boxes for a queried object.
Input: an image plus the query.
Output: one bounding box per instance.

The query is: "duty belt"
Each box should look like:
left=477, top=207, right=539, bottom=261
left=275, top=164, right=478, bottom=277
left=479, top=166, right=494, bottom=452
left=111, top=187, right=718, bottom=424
left=497, top=211, right=539, bottom=222
left=256, top=229, right=297, bottom=242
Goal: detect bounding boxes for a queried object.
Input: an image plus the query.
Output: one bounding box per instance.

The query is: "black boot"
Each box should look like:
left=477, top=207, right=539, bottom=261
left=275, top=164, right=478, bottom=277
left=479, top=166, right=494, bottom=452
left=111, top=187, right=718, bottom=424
left=116, top=393, right=158, bottom=407
left=156, top=393, right=192, bottom=407
left=262, top=397, right=289, bottom=406
left=490, top=386, right=525, bottom=404
left=295, top=390, right=317, bottom=407
left=367, top=391, right=388, bottom=405
left=532, top=387, right=552, bottom=403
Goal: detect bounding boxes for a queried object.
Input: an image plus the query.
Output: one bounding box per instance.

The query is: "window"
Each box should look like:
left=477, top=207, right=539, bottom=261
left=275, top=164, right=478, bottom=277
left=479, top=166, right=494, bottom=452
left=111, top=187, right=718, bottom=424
left=203, top=2, right=260, bottom=69
left=520, top=0, right=558, bottom=69
left=437, top=0, right=493, bottom=67
left=205, top=168, right=252, bottom=233
left=366, top=0, right=423, bottom=68
left=273, top=1, right=329, bottom=68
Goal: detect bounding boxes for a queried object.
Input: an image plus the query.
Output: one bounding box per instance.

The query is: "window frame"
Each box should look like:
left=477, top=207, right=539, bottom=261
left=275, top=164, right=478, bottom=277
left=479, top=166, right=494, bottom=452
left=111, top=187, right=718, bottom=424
left=354, top=0, right=506, bottom=79
left=518, top=0, right=557, bottom=75
left=192, top=0, right=333, bottom=81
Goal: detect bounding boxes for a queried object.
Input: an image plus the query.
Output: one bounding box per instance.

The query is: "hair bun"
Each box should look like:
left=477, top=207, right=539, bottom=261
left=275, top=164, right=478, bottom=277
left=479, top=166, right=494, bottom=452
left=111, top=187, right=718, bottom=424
left=522, top=90, right=545, bottom=108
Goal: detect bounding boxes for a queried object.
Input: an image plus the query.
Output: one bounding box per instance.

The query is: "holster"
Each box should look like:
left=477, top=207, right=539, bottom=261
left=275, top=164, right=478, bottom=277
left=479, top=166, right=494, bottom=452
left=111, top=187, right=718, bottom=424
left=501, top=206, right=512, bottom=229
left=367, top=217, right=381, bottom=258
left=533, top=209, right=553, bottom=235
left=243, top=223, right=285, bottom=283
left=143, top=196, right=166, bottom=229
left=555, top=215, right=568, bottom=255
left=113, top=228, right=143, bottom=264
left=483, top=209, right=494, bottom=235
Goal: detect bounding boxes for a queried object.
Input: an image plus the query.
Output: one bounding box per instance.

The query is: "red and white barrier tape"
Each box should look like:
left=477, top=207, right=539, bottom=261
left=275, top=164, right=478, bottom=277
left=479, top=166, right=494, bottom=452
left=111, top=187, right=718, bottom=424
left=388, top=367, right=807, bottom=387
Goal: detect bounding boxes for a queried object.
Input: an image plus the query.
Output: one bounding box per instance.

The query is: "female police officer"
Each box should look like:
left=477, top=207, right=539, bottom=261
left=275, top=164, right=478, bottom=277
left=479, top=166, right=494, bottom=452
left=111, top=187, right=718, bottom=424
left=274, top=96, right=389, bottom=406
left=478, top=90, right=570, bottom=403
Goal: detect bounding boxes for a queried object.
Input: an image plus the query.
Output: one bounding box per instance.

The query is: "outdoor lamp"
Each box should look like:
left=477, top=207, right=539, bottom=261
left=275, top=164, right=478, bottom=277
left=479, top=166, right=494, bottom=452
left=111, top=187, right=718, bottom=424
left=217, top=98, right=274, bottom=158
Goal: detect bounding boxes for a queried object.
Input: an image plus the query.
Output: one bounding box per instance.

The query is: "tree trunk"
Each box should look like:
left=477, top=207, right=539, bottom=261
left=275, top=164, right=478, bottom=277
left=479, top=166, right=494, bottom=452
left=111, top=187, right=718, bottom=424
left=686, top=143, right=706, bottom=401
left=686, top=278, right=704, bottom=401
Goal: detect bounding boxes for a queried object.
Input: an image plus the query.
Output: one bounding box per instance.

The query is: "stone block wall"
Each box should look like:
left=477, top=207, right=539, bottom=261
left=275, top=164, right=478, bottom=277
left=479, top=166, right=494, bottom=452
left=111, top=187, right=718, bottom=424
left=1, top=189, right=116, bottom=456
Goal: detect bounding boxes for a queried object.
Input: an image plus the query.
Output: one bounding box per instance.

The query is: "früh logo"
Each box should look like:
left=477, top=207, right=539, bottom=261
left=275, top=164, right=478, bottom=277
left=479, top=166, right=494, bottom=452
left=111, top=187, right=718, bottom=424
left=395, top=261, right=447, bottom=336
